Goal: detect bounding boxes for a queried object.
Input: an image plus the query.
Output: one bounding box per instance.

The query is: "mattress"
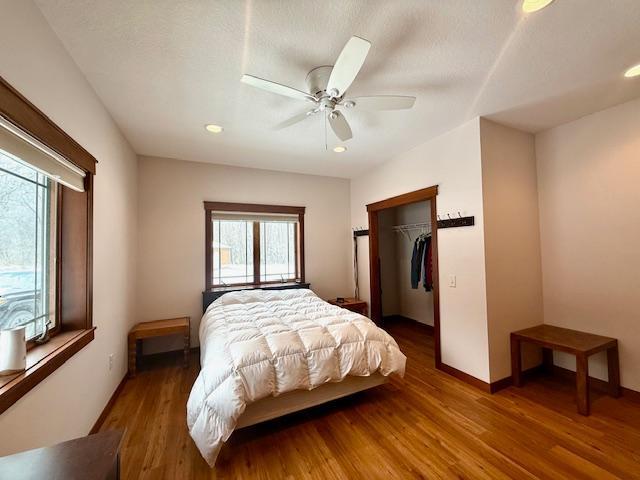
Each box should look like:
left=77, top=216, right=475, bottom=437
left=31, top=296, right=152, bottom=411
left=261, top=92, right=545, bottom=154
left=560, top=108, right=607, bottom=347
left=186, top=288, right=406, bottom=466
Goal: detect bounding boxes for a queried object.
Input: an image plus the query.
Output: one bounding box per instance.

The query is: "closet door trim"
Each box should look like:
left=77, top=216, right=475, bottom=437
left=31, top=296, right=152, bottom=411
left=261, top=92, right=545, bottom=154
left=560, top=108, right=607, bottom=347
left=366, top=185, right=441, bottom=368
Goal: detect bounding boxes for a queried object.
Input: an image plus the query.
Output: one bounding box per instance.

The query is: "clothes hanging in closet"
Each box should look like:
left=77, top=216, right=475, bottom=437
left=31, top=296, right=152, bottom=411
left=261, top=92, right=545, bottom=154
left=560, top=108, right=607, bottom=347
left=411, top=234, right=433, bottom=291
left=410, top=236, right=425, bottom=288
left=423, top=235, right=433, bottom=292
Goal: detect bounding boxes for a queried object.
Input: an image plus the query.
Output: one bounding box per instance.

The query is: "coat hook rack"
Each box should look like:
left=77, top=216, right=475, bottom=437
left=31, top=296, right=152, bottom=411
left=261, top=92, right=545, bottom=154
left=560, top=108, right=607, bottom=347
left=437, top=212, right=475, bottom=229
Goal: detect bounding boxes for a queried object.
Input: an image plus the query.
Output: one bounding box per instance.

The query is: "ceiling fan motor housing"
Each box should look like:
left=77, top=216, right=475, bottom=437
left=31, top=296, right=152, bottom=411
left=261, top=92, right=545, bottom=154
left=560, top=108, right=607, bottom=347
left=305, top=66, right=334, bottom=97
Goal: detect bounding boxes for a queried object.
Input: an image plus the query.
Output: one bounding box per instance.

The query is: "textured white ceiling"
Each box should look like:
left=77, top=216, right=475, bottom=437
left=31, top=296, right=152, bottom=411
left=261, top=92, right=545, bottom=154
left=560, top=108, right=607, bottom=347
left=35, top=0, right=640, bottom=178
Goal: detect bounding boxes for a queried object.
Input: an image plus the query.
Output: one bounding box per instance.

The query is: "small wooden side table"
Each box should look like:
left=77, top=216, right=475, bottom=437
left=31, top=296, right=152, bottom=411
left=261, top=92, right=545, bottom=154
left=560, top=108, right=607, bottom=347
left=328, top=297, right=368, bottom=317
left=128, top=317, right=190, bottom=377
left=511, top=324, right=620, bottom=416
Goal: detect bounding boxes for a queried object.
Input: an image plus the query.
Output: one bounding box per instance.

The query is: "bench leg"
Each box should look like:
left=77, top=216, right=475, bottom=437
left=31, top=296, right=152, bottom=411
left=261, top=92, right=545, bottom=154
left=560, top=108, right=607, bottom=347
left=607, top=345, right=621, bottom=398
left=542, top=347, right=554, bottom=373
left=511, top=335, right=522, bottom=387
left=128, top=336, right=137, bottom=378
left=576, top=354, right=590, bottom=415
left=183, top=328, right=190, bottom=369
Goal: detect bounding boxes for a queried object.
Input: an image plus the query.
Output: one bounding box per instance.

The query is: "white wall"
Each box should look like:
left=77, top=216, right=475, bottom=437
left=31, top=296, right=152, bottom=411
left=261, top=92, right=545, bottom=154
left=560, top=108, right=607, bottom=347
left=480, top=119, right=543, bottom=382
left=536, top=98, right=640, bottom=391
left=350, top=118, right=491, bottom=382
left=0, top=0, right=138, bottom=455
left=137, top=156, right=351, bottom=352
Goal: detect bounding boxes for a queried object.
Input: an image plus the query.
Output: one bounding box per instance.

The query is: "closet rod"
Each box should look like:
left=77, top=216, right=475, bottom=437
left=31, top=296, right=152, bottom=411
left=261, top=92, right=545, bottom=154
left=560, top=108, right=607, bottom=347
left=391, top=222, right=431, bottom=231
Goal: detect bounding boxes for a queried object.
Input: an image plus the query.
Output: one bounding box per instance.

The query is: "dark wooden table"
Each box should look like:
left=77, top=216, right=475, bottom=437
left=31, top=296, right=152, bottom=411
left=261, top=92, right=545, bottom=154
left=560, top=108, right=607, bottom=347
left=128, top=317, right=190, bottom=377
left=0, top=430, right=124, bottom=480
left=511, top=324, right=620, bottom=415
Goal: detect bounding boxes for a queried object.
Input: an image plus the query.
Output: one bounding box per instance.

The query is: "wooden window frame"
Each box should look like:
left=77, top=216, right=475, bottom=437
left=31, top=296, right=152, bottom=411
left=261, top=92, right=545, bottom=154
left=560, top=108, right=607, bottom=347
left=204, top=202, right=305, bottom=290
left=0, top=76, right=97, bottom=415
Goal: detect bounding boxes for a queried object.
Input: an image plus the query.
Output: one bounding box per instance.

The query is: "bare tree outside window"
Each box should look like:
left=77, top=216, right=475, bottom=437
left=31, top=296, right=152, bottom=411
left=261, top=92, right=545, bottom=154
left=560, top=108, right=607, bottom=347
left=0, top=151, right=56, bottom=339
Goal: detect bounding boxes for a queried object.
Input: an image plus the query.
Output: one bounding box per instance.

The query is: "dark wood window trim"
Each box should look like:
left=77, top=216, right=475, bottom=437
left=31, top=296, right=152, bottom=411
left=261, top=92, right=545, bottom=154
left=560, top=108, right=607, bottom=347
left=204, top=202, right=306, bottom=290
left=0, top=79, right=96, bottom=175
left=0, top=76, right=97, bottom=413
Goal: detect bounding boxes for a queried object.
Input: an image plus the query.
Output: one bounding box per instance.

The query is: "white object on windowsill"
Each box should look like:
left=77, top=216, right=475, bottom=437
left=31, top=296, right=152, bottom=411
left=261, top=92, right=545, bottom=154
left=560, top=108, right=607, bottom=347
left=0, top=326, right=27, bottom=376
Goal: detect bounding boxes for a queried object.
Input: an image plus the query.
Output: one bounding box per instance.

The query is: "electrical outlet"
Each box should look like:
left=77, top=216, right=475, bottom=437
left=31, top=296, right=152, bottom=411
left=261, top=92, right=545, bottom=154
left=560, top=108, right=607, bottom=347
left=449, top=275, right=457, bottom=288
left=108, top=353, right=114, bottom=371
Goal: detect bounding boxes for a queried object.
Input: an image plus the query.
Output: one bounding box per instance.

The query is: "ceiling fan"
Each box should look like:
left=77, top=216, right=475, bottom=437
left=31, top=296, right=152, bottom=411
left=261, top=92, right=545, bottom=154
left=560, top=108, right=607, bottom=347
left=240, top=36, right=416, bottom=144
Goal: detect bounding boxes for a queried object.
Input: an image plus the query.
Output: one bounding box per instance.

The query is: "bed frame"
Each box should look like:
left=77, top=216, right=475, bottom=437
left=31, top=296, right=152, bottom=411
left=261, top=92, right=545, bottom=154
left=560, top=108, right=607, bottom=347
left=237, top=373, right=388, bottom=428
left=203, top=284, right=388, bottom=429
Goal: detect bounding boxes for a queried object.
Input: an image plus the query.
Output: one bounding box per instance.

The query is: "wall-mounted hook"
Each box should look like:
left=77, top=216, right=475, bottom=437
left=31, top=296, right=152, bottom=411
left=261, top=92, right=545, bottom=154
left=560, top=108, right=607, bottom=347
left=447, top=214, right=452, bottom=220
left=458, top=211, right=462, bottom=218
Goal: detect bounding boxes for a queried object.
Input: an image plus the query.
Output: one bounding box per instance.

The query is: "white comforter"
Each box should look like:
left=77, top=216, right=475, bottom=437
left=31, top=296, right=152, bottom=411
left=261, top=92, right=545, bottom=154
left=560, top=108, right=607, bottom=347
left=186, top=288, right=406, bottom=466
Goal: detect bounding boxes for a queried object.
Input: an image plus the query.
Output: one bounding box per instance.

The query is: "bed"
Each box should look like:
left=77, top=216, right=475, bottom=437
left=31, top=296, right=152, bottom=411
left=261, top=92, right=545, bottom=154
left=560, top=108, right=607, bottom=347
left=187, top=288, right=406, bottom=466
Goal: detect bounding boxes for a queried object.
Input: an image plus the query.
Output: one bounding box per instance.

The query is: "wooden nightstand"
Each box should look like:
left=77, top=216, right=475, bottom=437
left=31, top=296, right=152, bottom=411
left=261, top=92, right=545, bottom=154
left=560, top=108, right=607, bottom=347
left=128, top=317, right=190, bottom=377
left=328, top=297, right=368, bottom=317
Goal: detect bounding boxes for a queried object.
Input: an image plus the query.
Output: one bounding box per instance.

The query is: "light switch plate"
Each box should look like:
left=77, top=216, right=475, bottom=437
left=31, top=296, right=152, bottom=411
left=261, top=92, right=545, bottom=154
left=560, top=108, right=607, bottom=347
left=449, top=275, right=456, bottom=288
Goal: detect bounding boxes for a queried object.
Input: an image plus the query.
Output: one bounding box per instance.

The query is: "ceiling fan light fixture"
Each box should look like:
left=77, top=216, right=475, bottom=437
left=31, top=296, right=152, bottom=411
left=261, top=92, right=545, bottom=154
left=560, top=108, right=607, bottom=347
left=240, top=35, right=415, bottom=146
left=624, top=64, right=640, bottom=78
left=205, top=124, right=224, bottom=133
left=522, top=0, right=554, bottom=13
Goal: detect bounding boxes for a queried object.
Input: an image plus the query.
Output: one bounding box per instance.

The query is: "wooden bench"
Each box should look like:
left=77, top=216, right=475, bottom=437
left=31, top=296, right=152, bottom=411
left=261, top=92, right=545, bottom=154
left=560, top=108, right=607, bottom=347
left=511, top=324, right=620, bottom=415
left=128, top=317, right=190, bottom=378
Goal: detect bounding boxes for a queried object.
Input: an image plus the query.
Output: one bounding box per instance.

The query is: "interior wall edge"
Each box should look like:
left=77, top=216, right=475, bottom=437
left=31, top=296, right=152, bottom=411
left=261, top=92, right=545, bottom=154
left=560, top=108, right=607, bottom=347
left=479, top=118, right=544, bottom=383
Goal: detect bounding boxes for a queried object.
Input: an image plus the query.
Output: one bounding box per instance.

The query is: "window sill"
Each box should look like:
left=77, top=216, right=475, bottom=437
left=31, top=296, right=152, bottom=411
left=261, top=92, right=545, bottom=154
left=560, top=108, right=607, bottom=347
left=0, top=328, right=95, bottom=415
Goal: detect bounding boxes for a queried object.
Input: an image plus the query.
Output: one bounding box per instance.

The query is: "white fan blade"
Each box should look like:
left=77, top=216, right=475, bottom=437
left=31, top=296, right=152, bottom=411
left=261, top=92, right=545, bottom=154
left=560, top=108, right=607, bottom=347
left=328, top=111, right=353, bottom=141
left=348, top=95, right=416, bottom=110
left=326, top=36, right=371, bottom=97
left=241, top=74, right=317, bottom=102
left=274, top=109, right=316, bottom=130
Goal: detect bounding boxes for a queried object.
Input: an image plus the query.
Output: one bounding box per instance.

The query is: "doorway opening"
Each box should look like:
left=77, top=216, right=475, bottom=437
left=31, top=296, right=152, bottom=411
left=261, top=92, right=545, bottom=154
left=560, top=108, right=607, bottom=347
left=366, top=186, right=441, bottom=368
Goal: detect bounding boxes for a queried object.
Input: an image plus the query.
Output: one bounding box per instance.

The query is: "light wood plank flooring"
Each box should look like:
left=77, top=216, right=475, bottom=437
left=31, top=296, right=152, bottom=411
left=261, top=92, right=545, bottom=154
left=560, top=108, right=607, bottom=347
left=99, top=320, right=640, bottom=479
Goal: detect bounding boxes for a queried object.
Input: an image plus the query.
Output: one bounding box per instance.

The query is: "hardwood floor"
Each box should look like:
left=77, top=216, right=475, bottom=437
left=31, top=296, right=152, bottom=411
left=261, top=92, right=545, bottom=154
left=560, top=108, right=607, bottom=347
left=99, top=319, right=640, bottom=479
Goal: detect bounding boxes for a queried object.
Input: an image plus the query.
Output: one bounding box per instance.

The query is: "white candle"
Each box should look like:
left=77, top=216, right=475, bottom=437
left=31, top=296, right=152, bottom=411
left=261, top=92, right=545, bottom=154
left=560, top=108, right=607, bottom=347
left=0, top=326, right=26, bottom=376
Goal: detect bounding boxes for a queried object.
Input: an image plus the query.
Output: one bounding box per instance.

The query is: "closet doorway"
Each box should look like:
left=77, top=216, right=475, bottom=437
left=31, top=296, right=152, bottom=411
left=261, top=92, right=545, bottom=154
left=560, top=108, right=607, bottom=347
left=366, top=186, right=441, bottom=367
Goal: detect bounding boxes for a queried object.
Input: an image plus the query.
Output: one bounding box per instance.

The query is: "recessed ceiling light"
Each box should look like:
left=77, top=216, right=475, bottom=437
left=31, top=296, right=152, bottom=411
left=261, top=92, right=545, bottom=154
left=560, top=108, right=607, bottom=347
left=205, top=124, right=223, bottom=133
left=333, top=146, right=347, bottom=153
left=624, top=64, right=640, bottom=78
left=522, top=0, right=554, bottom=13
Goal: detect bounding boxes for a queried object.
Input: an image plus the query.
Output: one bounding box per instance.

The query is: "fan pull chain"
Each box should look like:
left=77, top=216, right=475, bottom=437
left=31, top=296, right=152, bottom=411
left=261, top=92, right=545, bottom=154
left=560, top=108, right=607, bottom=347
left=324, top=113, right=327, bottom=151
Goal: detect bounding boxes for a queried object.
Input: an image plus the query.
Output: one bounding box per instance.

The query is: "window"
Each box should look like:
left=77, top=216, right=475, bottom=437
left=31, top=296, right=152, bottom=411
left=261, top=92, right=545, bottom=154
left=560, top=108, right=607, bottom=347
left=0, top=152, right=56, bottom=340
left=212, top=219, right=254, bottom=285
left=259, top=220, right=297, bottom=282
left=205, top=203, right=305, bottom=289
left=0, top=76, right=96, bottom=415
